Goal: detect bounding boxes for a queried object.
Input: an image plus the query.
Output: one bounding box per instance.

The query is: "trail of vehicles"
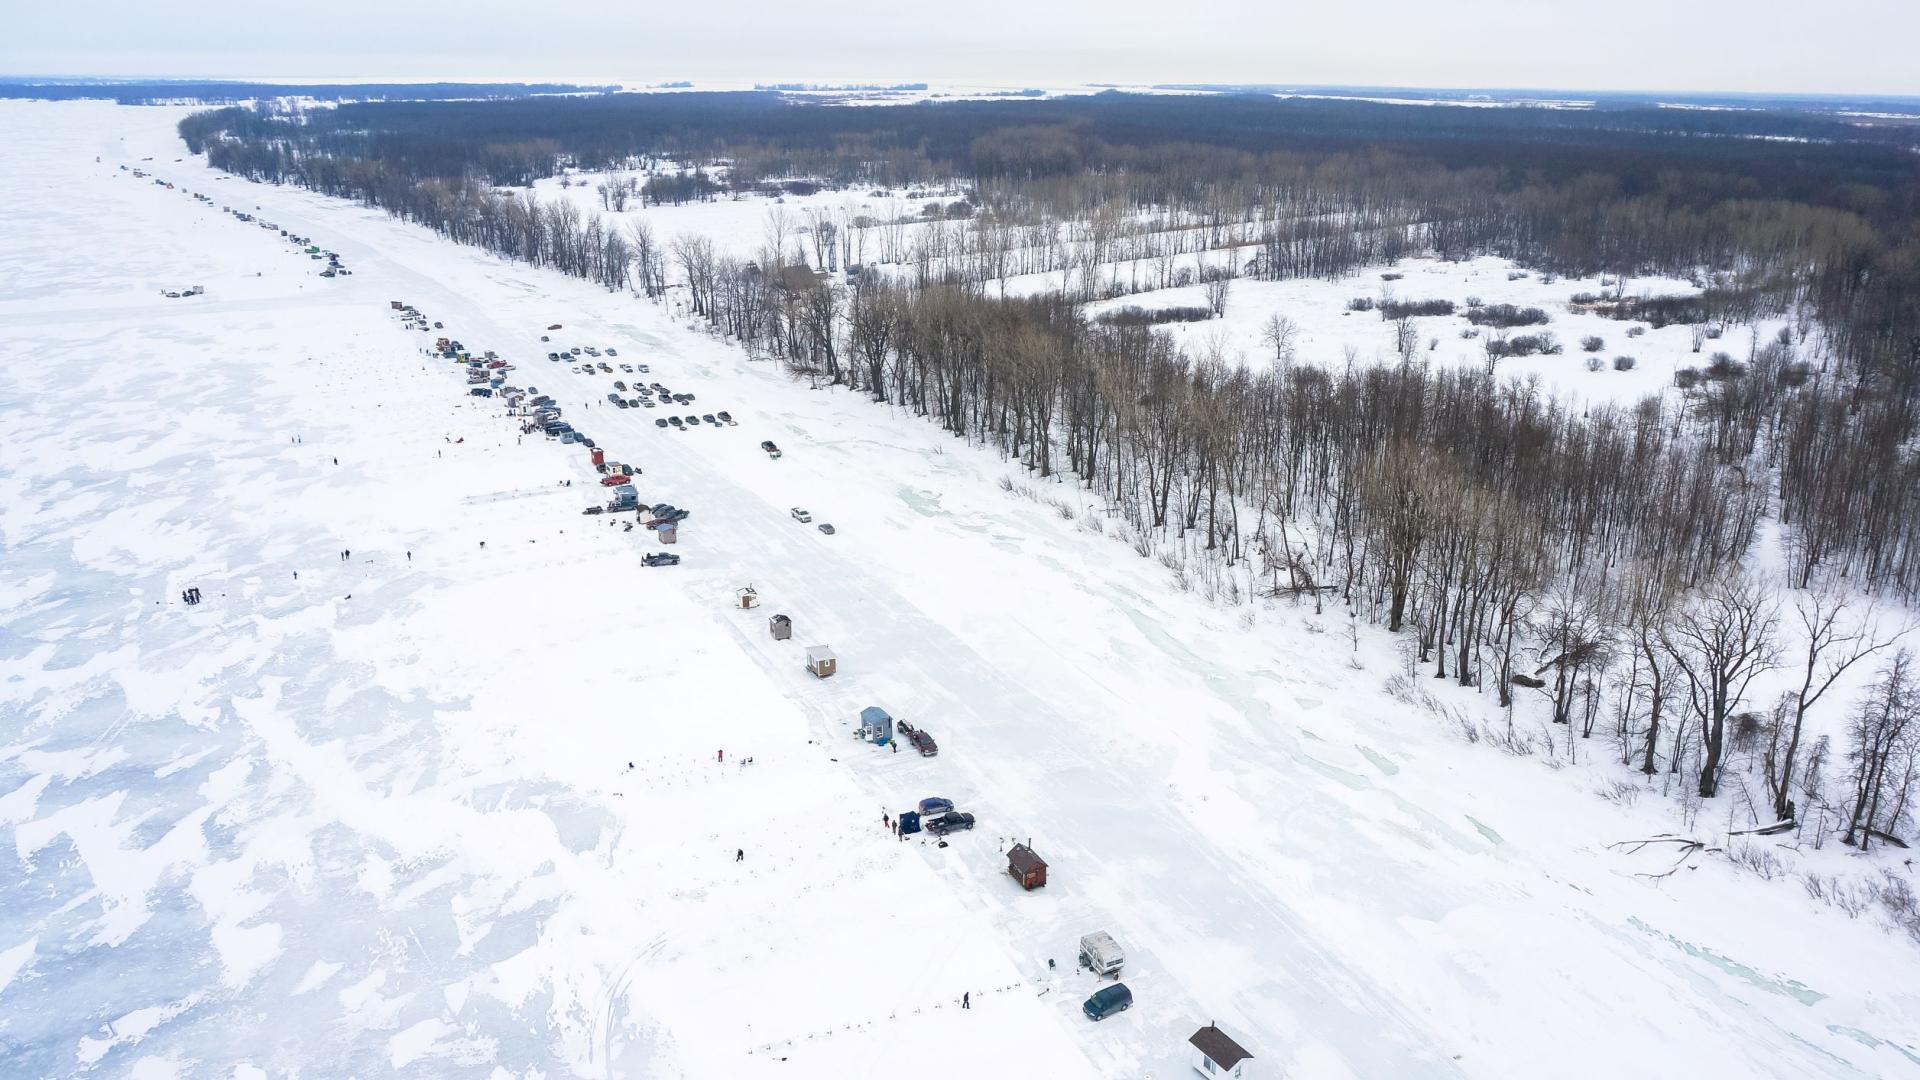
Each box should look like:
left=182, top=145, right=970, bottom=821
left=132, top=163, right=1246, bottom=1069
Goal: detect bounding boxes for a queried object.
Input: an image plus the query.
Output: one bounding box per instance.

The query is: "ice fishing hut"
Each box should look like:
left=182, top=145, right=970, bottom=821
left=1188, top=1024, right=1253, bottom=1078
left=769, top=614, right=792, bottom=641
left=737, top=586, right=759, bottom=609
left=658, top=522, right=678, bottom=545
left=805, top=645, right=838, bottom=678
left=1006, top=842, right=1048, bottom=890
left=857, top=706, right=893, bottom=745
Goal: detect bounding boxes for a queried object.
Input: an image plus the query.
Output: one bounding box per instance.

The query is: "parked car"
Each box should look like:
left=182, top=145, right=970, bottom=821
left=619, top=364, right=633, bottom=373
left=656, top=418, right=669, bottom=427
left=701, top=413, right=716, bottom=424
left=818, top=523, right=836, bottom=535
left=685, top=415, right=701, bottom=426
left=606, top=348, right=619, bottom=356
left=918, top=797, right=955, bottom=817
left=1082, top=984, right=1133, bottom=1022
left=616, top=399, right=630, bottom=408
left=717, top=411, right=735, bottom=424
left=641, top=399, right=655, bottom=408
left=636, top=364, right=650, bottom=373
left=607, top=393, right=622, bottom=403
left=540, top=335, right=549, bottom=342
left=468, top=387, right=492, bottom=397
left=926, top=812, right=975, bottom=836
left=761, top=440, right=782, bottom=459
left=600, top=475, right=628, bottom=487
left=642, top=552, right=681, bottom=567
left=791, top=507, right=812, bottom=523
left=547, top=323, right=562, bottom=330
left=614, top=381, right=626, bottom=390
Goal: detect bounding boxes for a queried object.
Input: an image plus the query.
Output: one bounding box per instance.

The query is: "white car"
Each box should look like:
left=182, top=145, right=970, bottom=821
left=791, top=508, right=812, bottom=523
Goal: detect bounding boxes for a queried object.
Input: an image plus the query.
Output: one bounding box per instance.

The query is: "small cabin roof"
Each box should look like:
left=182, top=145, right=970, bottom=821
left=805, top=645, right=836, bottom=660
left=1188, top=1025, right=1253, bottom=1068
left=860, top=706, right=892, bottom=724
left=1007, top=843, right=1047, bottom=873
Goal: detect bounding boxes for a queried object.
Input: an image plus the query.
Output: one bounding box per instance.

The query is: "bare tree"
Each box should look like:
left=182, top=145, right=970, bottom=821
left=1764, top=591, right=1901, bottom=823
left=1662, top=574, right=1781, bottom=798
left=1202, top=267, right=1232, bottom=319
left=1843, top=650, right=1919, bottom=850
left=1260, top=313, right=1299, bottom=365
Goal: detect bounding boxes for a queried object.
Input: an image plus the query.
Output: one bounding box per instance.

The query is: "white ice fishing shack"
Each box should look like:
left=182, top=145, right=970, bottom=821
left=1188, top=1023, right=1253, bottom=1078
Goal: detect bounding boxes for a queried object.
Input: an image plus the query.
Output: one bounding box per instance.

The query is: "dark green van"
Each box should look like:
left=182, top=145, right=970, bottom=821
left=1082, top=982, right=1133, bottom=1022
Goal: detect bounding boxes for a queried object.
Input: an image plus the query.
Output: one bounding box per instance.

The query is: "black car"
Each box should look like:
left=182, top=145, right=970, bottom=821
left=656, top=418, right=669, bottom=427
left=717, top=411, right=734, bottom=424
left=668, top=417, right=683, bottom=428
left=606, top=348, right=618, bottom=356
left=686, top=416, right=701, bottom=426
left=926, top=812, right=975, bottom=836
left=613, top=381, right=626, bottom=391
left=616, top=399, right=630, bottom=408
left=549, top=352, right=560, bottom=360
left=642, top=552, right=681, bottom=567
left=701, top=413, right=717, bottom=424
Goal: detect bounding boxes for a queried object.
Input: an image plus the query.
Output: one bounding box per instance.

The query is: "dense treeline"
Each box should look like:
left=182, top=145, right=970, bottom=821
left=180, top=92, right=1920, bottom=844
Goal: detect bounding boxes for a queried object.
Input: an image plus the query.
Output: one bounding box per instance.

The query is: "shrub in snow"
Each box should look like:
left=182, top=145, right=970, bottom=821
left=1466, top=303, right=1551, bottom=328
left=1485, top=332, right=1561, bottom=358
left=1581, top=335, right=1605, bottom=352
left=1346, top=296, right=1376, bottom=312
left=1675, top=366, right=1703, bottom=390
left=1585, top=356, right=1605, bottom=372
left=1705, top=352, right=1746, bottom=380
left=1096, top=304, right=1211, bottom=326
left=1626, top=325, right=1646, bottom=338
left=1378, top=298, right=1455, bottom=319
left=1612, top=355, right=1637, bottom=371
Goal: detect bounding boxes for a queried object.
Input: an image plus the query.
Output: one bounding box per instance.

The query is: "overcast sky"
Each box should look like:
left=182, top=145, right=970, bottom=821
left=6, top=0, right=1916, bottom=97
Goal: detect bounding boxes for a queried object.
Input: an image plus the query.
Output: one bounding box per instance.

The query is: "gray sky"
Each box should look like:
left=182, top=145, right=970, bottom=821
left=6, top=0, right=1916, bottom=97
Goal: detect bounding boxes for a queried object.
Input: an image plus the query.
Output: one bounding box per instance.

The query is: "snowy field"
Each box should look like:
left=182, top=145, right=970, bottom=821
left=3, top=100, right=1919, bottom=1078
left=533, top=169, right=1783, bottom=404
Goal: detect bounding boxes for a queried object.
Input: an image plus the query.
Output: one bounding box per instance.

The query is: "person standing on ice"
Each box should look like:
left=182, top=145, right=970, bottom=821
left=735, top=848, right=744, bottom=862
left=962, top=993, right=970, bottom=1010
left=717, top=749, right=724, bottom=763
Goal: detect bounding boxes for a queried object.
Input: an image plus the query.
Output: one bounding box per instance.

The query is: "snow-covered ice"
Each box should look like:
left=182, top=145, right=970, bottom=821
left=2, top=100, right=1917, bottom=1078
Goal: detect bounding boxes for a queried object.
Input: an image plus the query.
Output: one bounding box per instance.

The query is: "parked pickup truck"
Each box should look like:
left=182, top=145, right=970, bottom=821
left=925, top=812, right=975, bottom=837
